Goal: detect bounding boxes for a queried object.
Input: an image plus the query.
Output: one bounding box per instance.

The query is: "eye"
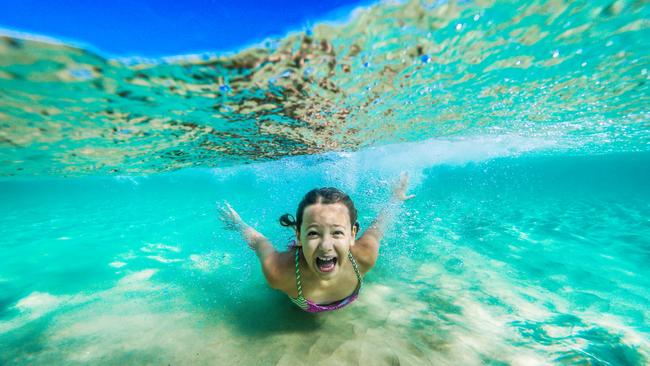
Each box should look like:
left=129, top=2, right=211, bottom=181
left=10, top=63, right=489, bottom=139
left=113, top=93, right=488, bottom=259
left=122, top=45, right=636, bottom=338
left=333, top=230, right=345, bottom=236
left=307, top=231, right=319, bottom=237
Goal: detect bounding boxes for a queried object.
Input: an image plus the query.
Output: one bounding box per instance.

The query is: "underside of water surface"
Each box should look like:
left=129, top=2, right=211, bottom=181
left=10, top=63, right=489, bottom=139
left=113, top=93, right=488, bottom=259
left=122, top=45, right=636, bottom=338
left=1, top=0, right=649, bottom=365
left=1, top=0, right=648, bottom=176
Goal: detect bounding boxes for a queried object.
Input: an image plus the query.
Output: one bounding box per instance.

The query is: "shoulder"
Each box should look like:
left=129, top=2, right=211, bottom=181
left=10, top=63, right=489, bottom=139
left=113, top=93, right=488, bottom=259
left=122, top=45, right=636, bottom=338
left=261, top=249, right=296, bottom=292
left=351, top=235, right=380, bottom=275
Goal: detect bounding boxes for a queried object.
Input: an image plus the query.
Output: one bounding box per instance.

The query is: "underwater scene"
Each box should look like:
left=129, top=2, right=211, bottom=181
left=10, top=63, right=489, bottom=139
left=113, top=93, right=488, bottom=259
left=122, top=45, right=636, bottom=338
left=1, top=0, right=649, bottom=365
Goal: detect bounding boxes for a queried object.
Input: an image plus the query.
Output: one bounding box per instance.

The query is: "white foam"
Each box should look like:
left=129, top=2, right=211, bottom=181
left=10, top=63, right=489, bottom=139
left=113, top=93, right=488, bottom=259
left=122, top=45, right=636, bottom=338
left=352, top=134, right=563, bottom=173
left=212, top=133, right=563, bottom=176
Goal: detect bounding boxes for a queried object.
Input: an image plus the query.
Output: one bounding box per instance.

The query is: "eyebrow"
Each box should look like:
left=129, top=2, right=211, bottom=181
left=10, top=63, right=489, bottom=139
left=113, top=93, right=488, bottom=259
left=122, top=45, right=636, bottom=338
left=305, top=223, right=345, bottom=229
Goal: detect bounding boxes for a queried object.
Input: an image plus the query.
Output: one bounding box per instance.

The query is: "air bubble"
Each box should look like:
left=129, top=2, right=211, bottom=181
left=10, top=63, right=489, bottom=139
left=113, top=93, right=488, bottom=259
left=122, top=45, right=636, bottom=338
left=455, top=23, right=463, bottom=31
left=552, top=50, right=559, bottom=58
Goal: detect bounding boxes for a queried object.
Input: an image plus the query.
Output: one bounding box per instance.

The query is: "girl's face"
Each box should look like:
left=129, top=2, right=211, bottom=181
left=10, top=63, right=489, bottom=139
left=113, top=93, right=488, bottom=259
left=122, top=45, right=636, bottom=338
left=297, top=202, right=357, bottom=279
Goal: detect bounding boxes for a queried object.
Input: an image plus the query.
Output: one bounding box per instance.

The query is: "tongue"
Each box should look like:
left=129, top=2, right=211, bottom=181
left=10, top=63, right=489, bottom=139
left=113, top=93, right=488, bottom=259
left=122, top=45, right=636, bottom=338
left=318, top=259, right=335, bottom=272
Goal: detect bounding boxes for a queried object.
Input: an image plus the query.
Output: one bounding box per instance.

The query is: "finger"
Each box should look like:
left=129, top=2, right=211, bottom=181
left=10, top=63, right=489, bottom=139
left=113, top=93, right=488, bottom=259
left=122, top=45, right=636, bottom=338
left=221, top=202, right=235, bottom=216
left=218, top=206, right=231, bottom=218
left=227, top=207, right=239, bottom=219
left=216, top=201, right=227, bottom=212
left=218, top=211, right=230, bottom=223
left=226, top=202, right=240, bottom=215
left=218, top=204, right=235, bottom=220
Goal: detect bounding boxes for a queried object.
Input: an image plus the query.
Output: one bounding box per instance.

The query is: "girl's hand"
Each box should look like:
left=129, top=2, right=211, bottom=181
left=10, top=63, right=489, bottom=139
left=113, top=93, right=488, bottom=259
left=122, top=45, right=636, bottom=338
left=218, top=202, right=247, bottom=232
left=392, top=172, right=416, bottom=202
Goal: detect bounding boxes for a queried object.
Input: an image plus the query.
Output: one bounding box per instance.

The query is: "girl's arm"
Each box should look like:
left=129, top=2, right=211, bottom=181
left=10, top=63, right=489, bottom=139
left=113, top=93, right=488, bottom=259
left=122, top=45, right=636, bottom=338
left=218, top=203, right=291, bottom=289
left=353, top=174, right=415, bottom=273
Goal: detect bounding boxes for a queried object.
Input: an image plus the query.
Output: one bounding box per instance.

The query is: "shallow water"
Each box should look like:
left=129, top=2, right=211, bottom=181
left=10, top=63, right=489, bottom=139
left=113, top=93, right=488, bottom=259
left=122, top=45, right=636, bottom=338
left=1, top=0, right=649, bottom=365
left=1, top=143, right=649, bottom=365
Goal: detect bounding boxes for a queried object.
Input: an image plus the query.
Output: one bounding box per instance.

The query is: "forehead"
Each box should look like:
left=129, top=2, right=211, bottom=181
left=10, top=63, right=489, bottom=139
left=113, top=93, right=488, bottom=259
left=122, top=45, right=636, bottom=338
left=302, top=203, right=351, bottom=226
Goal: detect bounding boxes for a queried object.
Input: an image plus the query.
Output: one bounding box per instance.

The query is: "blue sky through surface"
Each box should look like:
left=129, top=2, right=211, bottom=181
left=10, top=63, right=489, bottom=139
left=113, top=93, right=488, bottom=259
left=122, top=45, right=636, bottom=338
left=0, top=0, right=369, bottom=57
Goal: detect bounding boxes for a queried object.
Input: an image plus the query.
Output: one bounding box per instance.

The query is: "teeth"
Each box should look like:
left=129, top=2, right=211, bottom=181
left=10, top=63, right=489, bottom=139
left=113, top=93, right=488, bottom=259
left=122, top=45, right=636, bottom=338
left=316, top=256, right=337, bottom=265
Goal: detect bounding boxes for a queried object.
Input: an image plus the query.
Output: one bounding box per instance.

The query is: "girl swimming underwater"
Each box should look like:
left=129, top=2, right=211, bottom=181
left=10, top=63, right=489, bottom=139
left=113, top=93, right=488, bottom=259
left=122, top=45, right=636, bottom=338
left=219, top=175, right=414, bottom=313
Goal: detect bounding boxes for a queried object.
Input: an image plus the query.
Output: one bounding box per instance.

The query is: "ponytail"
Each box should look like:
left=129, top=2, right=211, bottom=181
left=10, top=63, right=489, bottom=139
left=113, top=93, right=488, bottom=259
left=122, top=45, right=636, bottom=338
left=279, top=213, right=297, bottom=228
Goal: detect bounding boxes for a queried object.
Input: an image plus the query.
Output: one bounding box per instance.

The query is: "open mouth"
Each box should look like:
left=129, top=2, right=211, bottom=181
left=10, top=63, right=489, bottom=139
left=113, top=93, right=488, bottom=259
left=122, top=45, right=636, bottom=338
left=315, top=256, right=337, bottom=272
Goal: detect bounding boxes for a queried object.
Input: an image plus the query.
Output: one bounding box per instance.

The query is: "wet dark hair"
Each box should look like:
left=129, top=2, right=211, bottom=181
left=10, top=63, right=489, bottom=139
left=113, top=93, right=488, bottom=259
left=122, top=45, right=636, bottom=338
left=280, top=187, right=360, bottom=234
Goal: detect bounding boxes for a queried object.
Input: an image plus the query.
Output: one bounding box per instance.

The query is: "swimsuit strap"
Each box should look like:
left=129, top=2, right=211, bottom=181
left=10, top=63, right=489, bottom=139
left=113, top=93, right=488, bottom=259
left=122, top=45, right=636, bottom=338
left=294, top=247, right=304, bottom=299
left=348, top=250, right=363, bottom=284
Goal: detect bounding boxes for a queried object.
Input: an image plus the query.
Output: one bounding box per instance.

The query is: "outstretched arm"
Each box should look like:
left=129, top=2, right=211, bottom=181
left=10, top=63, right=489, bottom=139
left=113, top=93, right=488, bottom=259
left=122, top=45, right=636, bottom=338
left=218, top=202, right=277, bottom=261
left=218, top=203, right=289, bottom=289
left=353, top=173, right=415, bottom=272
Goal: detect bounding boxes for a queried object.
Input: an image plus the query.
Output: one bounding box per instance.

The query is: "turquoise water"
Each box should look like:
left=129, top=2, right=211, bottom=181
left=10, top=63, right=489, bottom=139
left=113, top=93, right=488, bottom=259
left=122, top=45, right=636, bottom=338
left=1, top=0, right=650, bottom=365
left=1, top=145, right=649, bottom=364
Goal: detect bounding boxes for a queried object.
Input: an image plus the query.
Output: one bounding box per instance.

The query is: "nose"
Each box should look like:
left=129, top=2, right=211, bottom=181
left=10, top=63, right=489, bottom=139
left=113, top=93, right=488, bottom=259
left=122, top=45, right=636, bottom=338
left=320, top=236, right=335, bottom=251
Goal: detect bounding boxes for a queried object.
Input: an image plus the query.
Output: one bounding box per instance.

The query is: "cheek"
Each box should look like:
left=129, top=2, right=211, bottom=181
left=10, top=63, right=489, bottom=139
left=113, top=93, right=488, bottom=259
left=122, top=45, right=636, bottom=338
left=301, top=241, right=318, bottom=255
left=335, top=238, right=353, bottom=250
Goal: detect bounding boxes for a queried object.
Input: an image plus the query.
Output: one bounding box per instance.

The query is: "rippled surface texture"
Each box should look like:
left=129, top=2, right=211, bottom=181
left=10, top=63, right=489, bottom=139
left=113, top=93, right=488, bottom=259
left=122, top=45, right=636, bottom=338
left=1, top=0, right=648, bottom=176
left=1, top=0, right=649, bottom=365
